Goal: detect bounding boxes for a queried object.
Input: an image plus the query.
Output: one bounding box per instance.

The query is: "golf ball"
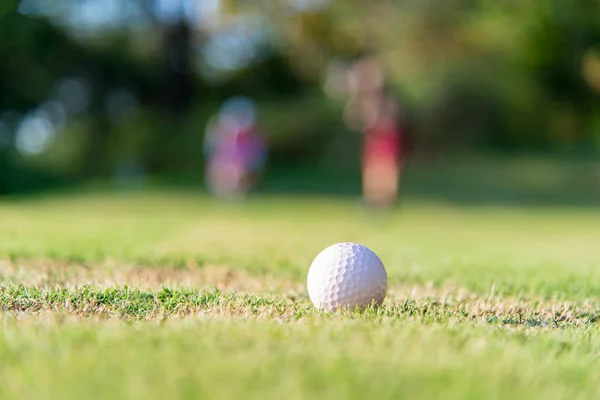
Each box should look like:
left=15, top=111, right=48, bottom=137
left=307, top=242, right=387, bottom=311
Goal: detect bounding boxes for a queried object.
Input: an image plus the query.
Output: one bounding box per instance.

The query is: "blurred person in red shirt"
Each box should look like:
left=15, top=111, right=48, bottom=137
left=204, top=96, right=267, bottom=199
left=343, top=55, right=406, bottom=211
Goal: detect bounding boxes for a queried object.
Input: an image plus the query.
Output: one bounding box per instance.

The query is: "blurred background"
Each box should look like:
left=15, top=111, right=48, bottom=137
left=1, top=0, right=600, bottom=204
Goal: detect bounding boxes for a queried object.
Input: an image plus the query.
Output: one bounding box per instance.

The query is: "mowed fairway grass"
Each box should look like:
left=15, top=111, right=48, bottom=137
left=1, top=162, right=600, bottom=399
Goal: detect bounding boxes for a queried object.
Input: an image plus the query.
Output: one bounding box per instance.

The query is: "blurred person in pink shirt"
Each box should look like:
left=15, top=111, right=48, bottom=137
left=344, top=55, right=406, bottom=211
left=204, top=96, right=267, bottom=199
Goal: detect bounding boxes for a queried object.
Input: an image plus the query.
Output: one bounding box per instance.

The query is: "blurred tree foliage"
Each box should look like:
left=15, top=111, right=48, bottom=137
left=261, top=0, right=600, bottom=149
left=0, top=0, right=599, bottom=193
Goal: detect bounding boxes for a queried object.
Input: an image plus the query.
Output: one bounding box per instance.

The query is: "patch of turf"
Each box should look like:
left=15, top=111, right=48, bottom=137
left=1, top=191, right=600, bottom=299
left=1, top=317, right=600, bottom=400
left=0, top=185, right=599, bottom=399
left=1, top=285, right=598, bottom=329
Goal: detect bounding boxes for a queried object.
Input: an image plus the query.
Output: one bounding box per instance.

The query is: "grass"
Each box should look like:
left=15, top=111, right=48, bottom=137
left=1, top=285, right=599, bottom=328
left=1, top=156, right=600, bottom=399
left=2, top=317, right=598, bottom=400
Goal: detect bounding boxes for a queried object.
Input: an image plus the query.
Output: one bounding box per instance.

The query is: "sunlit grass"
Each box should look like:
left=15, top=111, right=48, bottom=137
left=0, top=184, right=600, bottom=399
left=1, top=190, right=599, bottom=298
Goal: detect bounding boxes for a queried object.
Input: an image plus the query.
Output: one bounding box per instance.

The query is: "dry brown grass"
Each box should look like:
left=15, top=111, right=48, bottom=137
left=1, top=258, right=599, bottom=328
left=0, top=258, right=302, bottom=292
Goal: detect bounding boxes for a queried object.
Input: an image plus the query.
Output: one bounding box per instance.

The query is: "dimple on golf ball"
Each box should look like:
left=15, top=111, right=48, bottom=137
left=307, top=242, right=387, bottom=311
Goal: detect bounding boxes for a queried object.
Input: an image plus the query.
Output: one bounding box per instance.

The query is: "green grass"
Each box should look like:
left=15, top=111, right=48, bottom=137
left=1, top=317, right=600, bottom=400
left=1, top=159, right=600, bottom=399
left=2, top=190, right=600, bottom=298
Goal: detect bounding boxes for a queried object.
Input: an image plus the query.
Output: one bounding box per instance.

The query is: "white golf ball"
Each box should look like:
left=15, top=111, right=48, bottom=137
left=307, top=242, right=387, bottom=311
